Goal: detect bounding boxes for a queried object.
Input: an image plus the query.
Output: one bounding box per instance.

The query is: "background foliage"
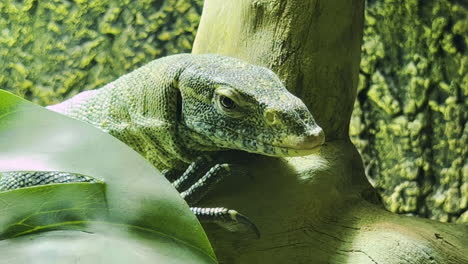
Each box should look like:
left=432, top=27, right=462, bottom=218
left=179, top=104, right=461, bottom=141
left=0, top=0, right=466, bottom=222
left=0, top=0, right=201, bottom=105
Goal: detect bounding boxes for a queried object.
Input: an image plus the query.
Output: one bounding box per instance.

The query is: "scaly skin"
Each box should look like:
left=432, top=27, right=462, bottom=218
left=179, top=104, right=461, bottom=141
left=47, top=54, right=325, bottom=170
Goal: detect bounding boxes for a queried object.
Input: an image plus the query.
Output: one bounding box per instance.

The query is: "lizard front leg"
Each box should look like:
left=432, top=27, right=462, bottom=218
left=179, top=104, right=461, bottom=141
left=167, top=157, right=260, bottom=238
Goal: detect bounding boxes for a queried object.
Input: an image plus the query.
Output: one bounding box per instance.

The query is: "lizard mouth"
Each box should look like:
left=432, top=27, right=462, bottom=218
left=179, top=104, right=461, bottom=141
left=245, top=139, right=323, bottom=157
left=187, top=122, right=324, bottom=157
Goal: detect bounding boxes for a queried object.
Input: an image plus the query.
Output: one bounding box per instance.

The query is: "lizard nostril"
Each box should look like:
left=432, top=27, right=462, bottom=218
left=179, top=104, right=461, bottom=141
left=291, top=127, right=325, bottom=149
left=264, top=109, right=280, bottom=125
left=314, top=128, right=326, bottom=145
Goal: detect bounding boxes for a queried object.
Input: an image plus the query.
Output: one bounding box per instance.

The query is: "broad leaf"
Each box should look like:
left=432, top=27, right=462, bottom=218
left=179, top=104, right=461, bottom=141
left=0, top=90, right=217, bottom=263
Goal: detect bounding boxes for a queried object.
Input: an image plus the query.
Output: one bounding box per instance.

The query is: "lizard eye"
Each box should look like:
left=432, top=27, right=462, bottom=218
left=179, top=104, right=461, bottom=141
left=220, top=95, right=236, bottom=109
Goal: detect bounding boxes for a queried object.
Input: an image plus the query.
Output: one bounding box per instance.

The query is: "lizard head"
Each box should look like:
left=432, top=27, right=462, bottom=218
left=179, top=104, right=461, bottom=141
left=178, top=54, right=325, bottom=157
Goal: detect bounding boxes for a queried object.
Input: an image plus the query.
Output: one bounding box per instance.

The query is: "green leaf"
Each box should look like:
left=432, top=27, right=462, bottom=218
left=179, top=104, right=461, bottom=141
left=0, top=90, right=217, bottom=263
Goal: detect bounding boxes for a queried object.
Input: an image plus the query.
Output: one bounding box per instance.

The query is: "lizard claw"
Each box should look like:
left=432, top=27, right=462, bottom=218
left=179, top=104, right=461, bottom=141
left=223, top=209, right=261, bottom=239
left=191, top=207, right=260, bottom=238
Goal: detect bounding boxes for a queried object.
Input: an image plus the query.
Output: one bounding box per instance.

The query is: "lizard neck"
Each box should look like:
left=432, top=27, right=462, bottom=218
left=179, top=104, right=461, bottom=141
left=48, top=55, right=204, bottom=171
left=177, top=124, right=223, bottom=153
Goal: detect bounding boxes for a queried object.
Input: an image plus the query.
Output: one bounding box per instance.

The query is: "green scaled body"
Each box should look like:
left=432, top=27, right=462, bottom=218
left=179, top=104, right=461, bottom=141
left=0, top=54, right=325, bottom=233
left=47, top=54, right=324, bottom=171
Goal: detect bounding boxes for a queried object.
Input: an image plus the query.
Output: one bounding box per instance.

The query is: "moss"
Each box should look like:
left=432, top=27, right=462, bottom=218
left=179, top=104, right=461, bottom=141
left=352, top=0, right=467, bottom=222
left=0, top=0, right=202, bottom=105
left=386, top=181, right=420, bottom=213
left=367, top=71, right=401, bottom=115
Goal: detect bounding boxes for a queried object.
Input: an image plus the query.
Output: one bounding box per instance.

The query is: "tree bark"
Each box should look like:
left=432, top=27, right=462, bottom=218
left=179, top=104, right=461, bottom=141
left=351, top=0, right=467, bottom=223
left=0, top=0, right=202, bottom=105
left=192, top=0, right=468, bottom=263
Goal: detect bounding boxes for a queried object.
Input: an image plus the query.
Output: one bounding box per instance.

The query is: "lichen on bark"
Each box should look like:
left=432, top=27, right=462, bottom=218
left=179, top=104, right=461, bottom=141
left=351, top=0, right=467, bottom=223
left=0, top=0, right=202, bottom=105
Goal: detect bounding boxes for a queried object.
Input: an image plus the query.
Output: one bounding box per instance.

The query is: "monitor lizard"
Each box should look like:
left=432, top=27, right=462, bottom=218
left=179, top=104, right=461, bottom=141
left=0, top=54, right=325, bottom=237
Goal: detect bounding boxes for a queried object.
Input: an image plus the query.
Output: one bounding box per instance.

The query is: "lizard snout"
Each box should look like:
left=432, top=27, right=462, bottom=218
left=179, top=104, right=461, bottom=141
left=282, top=128, right=325, bottom=151
left=296, top=128, right=325, bottom=150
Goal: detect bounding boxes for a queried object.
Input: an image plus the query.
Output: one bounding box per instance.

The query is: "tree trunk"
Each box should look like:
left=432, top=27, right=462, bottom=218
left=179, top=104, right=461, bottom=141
left=192, top=0, right=468, bottom=263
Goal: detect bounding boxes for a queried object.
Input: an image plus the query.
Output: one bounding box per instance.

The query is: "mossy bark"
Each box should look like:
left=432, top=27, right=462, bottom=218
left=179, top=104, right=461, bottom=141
left=351, top=0, right=467, bottom=223
left=0, top=0, right=202, bottom=105
left=192, top=0, right=468, bottom=263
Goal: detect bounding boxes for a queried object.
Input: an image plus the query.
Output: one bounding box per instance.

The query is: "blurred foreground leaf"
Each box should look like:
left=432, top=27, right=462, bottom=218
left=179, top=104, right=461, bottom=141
left=0, top=90, right=217, bottom=264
